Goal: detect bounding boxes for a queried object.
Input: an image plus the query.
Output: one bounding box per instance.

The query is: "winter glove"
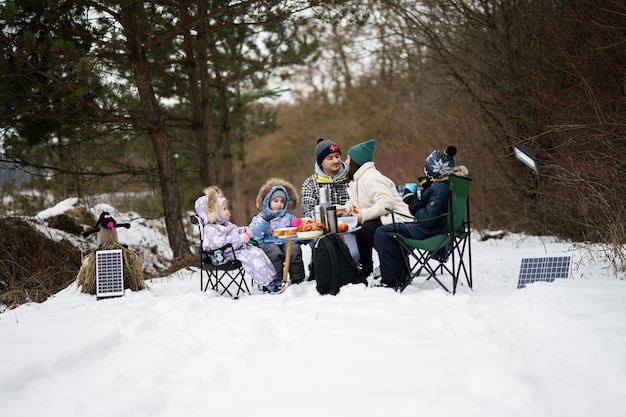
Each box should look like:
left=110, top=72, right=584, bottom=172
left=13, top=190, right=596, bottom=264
left=402, top=188, right=416, bottom=204
left=403, top=188, right=427, bottom=215
left=261, top=209, right=275, bottom=222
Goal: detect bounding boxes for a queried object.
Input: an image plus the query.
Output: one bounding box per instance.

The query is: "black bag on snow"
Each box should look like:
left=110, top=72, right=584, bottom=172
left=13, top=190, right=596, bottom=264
left=312, top=233, right=367, bottom=295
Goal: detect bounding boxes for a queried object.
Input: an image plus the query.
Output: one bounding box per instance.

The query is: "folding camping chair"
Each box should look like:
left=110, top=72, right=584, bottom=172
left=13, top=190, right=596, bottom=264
left=190, top=215, right=251, bottom=299
left=387, top=175, right=473, bottom=294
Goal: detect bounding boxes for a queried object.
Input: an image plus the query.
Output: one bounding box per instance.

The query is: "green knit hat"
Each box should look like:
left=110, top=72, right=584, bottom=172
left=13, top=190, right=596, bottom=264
left=348, top=139, right=376, bottom=166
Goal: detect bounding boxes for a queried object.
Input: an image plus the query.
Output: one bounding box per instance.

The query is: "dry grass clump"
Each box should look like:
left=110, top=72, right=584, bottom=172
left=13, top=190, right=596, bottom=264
left=0, top=216, right=81, bottom=309
left=46, top=213, right=84, bottom=235
left=66, top=206, right=96, bottom=228
left=76, top=242, right=147, bottom=294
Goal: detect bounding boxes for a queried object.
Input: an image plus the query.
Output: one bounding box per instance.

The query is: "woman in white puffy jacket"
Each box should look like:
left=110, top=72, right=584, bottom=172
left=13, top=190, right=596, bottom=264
left=341, top=139, right=412, bottom=277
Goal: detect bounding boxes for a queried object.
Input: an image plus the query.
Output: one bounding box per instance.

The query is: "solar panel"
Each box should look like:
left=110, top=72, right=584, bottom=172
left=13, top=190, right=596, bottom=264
left=517, top=255, right=571, bottom=289
left=96, top=249, right=124, bottom=299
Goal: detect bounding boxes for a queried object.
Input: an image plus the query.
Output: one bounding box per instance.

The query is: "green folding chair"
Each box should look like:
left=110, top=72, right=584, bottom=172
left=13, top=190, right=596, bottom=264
left=388, top=175, right=473, bottom=294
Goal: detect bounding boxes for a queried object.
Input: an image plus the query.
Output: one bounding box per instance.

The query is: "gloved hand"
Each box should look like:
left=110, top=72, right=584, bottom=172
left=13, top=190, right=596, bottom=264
left=402, top=188, right=415, bottom=203
left=261, top=208, right=275, bottom=222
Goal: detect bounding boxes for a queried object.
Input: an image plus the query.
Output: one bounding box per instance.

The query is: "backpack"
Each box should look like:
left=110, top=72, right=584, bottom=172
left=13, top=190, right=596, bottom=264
left=312, top=234, right=367, bottom=295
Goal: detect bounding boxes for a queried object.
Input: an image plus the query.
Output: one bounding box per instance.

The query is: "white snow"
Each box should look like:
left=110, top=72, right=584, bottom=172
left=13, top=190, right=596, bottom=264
left=2, top=200, right=626, bottom=417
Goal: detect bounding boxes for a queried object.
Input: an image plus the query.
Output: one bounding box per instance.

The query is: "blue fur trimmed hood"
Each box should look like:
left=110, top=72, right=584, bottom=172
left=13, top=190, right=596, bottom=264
left=255, top=177, right=299, bottom=212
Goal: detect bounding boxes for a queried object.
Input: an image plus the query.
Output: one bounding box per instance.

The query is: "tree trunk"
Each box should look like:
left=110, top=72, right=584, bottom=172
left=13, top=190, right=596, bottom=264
left=194, top=0, right=217, bottom=187
left=119, top=3, right=190, bottom=260
left=180, top=5, right=210, bottom=189
left=211, top=46, right=234, bottom=202
left=217, top=80, right=234, bottom=201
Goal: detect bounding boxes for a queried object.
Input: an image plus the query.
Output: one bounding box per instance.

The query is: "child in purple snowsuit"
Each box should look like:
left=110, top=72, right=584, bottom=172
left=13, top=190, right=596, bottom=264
left=194, top=186, right=283, bottom=292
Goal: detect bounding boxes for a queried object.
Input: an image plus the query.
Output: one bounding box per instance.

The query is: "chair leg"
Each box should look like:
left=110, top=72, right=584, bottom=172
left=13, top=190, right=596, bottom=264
left=200, top=261, right=204, bottom=291
left=392, top=235, right=430, bottom=292
left=397, top=239, right=453, bottom=293
left=209, top=268, right=250, bottom=299
left=450, top=236, right=472, bottom=294
left=219, top=278, right=235, bottom=298
left=423, top=260, right=451, bottom=293
left=390, top=231, right=472, bottom=295
left=466, top=233, right=473, bottom=289
left=203, top=269, right=216, bottom=292
left=232, top=269, right=250, bottom=298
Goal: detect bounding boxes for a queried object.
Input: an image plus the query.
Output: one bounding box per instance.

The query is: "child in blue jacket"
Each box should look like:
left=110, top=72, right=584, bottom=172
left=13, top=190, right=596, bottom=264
left=373, top=146, right=468, bottom=288
left=249, top=178, right=306, bottom=284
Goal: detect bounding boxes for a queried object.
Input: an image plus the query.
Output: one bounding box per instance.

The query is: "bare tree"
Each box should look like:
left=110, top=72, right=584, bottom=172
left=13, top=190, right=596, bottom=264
left=379, top=0, right=626, bottom=267
left=180, top=1, right=216, bottom=188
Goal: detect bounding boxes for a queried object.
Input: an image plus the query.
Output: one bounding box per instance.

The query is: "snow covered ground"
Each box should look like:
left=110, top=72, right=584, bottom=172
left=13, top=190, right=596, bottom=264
left=2, top=199, right=626, bottom=417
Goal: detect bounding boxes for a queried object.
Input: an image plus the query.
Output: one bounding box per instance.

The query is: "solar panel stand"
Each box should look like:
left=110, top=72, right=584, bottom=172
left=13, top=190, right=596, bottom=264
left=96, top=249, right=125, bottom=300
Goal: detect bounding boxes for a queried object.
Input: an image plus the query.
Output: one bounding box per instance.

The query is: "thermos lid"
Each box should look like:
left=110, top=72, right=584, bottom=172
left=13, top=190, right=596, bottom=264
left=319, top=186, right=330, bottom=203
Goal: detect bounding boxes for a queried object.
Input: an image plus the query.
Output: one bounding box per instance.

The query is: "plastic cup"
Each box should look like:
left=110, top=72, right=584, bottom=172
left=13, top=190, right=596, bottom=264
left=291, top=218, right=303, bottom=228
left=405, top=183, right=417, bottom=193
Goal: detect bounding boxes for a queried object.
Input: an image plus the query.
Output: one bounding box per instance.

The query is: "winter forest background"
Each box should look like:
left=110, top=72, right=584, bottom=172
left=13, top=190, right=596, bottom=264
left=1, top=1, right=625, bottom=307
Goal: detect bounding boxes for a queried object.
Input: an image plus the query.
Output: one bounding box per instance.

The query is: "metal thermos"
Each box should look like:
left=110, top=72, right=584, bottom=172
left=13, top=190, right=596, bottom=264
left=318, top=186, right=331, bottom=227
left=319, top=186, right=330, bottom=204
left=326, top=206, right=338, bottom=233
left=314, top=205, right=325, bottom=225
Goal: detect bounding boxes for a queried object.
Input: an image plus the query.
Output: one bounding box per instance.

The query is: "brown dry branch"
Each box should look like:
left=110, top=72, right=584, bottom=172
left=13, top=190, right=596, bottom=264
left=147, top=255, right=197, bottom=280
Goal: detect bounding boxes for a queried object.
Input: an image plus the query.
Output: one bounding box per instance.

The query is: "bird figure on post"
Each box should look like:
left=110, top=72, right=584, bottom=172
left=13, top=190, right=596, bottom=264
left=82, top=212, right=131, bottom=247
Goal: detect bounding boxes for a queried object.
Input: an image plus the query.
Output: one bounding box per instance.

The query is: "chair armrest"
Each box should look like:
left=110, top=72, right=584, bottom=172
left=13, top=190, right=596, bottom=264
left=221, top=243, right=237, bottom=259
left=386, top=208, right=411, bottom=232
left=202, top=243, right=240, bottom=267
left=385, top=208, right=415, bottom=222
left=385, top=208, right=452, bottom=230
left=204, top=243, right=236, bottom=257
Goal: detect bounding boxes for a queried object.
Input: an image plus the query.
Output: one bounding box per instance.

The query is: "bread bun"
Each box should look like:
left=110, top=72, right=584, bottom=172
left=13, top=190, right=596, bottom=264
left=273, top=228, right=297, bottom=236
left=297, top=219, right=325, bottom=233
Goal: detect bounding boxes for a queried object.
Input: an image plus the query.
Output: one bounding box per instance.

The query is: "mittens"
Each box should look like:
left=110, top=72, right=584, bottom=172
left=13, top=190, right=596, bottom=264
left=402, top=188, right=415, bottom=204
left=403, top=187, right=427, bottom=215
left=241, top=228, right=252, bottom=243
